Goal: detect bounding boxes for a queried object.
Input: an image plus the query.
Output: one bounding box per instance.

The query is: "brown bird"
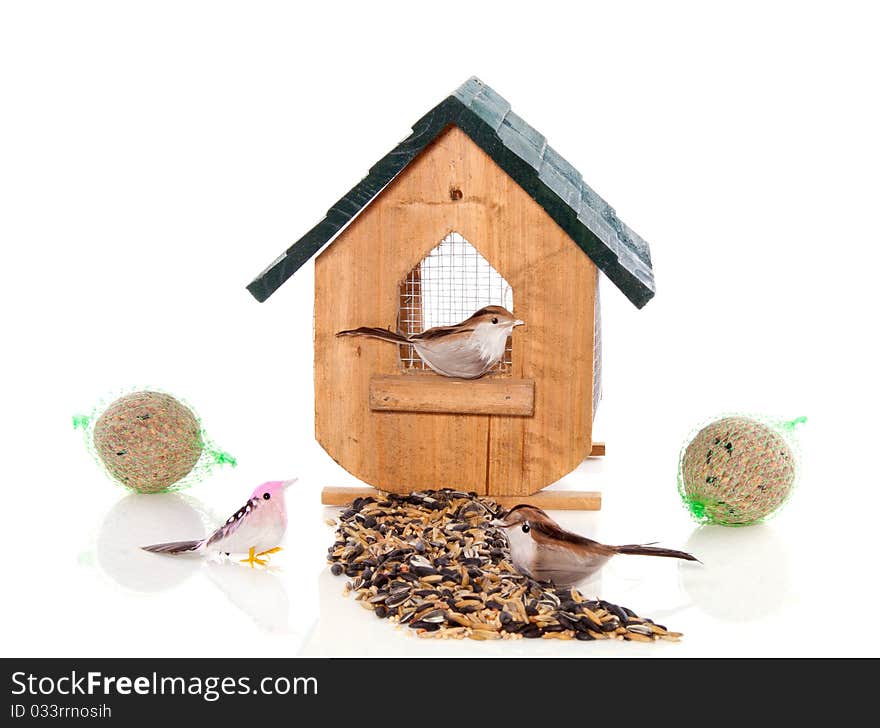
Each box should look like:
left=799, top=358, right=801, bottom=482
left=494, top=505, right=699, bottom=588
left=336, top=305, right=524, bottom=379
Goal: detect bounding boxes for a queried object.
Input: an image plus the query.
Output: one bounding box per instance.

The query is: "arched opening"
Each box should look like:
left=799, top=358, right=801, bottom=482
left=398, top=231, right=514, bottom=374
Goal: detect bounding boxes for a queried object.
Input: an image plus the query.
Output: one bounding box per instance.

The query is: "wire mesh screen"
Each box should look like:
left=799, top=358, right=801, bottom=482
left=398, top=232, right=514, bottom=374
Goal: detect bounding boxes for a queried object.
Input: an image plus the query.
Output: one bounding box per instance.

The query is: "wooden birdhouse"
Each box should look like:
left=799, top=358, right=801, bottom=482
left=248, top=78, right=655, bottom=510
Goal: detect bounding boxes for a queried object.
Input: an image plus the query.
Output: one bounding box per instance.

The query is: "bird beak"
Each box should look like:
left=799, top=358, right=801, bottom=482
left=490, top=518, right=509, bottom=528
left=513, top=320, right=525, bottom=327
left=281, top=478, right=298, bottom=490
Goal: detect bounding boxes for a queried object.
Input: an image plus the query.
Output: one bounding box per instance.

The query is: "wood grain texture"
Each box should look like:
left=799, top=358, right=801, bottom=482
left=320, top=486, right=601, bottom=511
left=590, top=442, right=606, bottom=457
left=315, top=126, right=596, bottom=495
left=490, top=491, right=601, bottom=511
left=370, top=375, right=534, bottom=416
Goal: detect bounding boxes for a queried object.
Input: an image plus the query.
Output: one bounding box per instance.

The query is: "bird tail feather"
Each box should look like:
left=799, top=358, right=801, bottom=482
left=336, top=327, right=408, bottom=343
left=142, top=539, right=203, bottom=555
left=615, top=544, right=699, bottom=562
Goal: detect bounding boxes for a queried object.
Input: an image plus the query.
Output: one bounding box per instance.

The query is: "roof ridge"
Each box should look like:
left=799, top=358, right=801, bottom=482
left=247, top=77, right=655, bottom=308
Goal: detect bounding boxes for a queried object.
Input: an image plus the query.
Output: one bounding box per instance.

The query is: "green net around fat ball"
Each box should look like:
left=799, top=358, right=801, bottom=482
left=74, top=390, right=236, bottom=494
left=678, top=416, right=801, bottom=526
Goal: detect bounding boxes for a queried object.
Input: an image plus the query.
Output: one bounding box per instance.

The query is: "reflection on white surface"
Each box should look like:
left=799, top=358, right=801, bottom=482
left=96, top=492, right=295, bottom=634
left=96, top=493, right=211, bottom=592
left=205, top=561, right=291, bottom=633
left=680, top=524, right=789, bottom=622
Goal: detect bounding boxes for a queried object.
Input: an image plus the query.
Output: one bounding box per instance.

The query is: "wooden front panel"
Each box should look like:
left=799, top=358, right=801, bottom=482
left=314, top=125, right=595, bottom=495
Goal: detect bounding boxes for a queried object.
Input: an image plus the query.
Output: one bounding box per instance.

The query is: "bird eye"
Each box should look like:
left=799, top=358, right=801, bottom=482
left=491, top=317, right=499, bottom=324
left=521, top=523, right=530, bottom=533
left=263, top=493, right=271, bottom=500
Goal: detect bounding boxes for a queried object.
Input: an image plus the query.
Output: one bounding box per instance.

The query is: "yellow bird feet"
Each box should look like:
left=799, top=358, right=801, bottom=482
left=239, top=546, right=283, bottom=568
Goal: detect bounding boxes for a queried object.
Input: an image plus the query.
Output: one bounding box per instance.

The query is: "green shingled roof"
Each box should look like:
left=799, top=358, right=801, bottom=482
left=248, top=77, right=655, bottom=308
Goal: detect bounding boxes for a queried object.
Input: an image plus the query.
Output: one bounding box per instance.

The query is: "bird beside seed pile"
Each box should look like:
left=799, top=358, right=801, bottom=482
left=328, top=490, right=685, bottom=643
left=495, top=505, right=698, bottom=588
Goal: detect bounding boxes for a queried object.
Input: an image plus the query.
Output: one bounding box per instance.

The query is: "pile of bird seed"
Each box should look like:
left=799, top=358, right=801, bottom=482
left=327, top=489, right=681, bottom=643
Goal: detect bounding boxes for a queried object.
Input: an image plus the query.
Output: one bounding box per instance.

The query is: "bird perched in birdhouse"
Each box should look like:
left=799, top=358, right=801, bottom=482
left=495, top=505, right=698, bottom=587
left=142, top=479, right=296, bottom=567
left=337, top=305, right=524, bottom=379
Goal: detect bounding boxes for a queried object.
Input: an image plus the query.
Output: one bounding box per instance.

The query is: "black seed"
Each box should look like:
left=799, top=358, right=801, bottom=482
left=414, top=564, right=439, bottom=576
left=374, top=606, right=388, bottom=619
left=409, top=621, right=440, bottom=632
left=602, top=601, right=629, bottom=624
left=572, top=619, right=591, bottom=634
left=542, top=624, right=566, bottom=633
left=330, top=563, right=343, bottom=576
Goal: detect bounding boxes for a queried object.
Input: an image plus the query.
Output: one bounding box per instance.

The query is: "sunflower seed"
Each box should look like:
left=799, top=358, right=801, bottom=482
left=386, top=590, right=412, bottom=609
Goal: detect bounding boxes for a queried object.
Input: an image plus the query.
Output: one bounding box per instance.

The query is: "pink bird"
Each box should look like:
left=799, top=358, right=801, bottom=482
left=142, top=479, right=296, bottom=567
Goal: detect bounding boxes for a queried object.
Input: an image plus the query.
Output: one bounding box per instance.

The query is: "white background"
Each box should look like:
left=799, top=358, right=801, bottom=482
left=2, top=1, right=877, bottom=658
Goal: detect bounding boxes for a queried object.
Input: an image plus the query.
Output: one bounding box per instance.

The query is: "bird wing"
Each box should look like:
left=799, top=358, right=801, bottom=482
left=525, top=519, right=616, bottom=587
left=206, top=499, right=256, bottom=548
left=531, top=541, right=610, bottom=588
left=529, top=518, right=616, bottom=554
left=411, top=324, right=475, bottom=341
left=414, top=334, right=490, bottom=378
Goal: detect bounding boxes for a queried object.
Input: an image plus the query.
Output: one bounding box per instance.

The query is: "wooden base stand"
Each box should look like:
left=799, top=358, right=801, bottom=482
left=321, top=487, right=601, bottom=511
left=321, top=441, right=605, bottom=511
